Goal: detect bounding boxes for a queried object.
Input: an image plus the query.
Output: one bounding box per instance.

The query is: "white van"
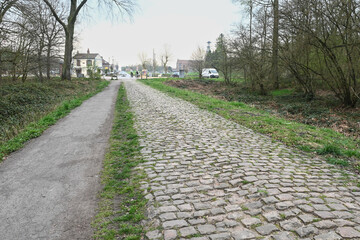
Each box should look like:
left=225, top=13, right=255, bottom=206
left=202, top=68, right=219, bottom=78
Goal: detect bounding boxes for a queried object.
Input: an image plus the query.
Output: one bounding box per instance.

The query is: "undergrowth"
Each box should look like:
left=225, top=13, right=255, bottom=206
left=0, top=79, right=109, bottom=161
left=92, top=84, right=147, bottom=240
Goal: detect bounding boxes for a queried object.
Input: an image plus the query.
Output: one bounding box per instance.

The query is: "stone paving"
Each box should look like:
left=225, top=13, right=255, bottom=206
left=122, top=79, right=360, bottom=240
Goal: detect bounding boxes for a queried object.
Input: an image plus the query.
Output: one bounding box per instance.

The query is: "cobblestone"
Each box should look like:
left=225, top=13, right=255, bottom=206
left=255, top=223, right=278, bottom=235
left=336, top=227, right=360, bottom=238
left=164, top=230, right=177, bottom=240
left=180, top=226, right=198, bottom=237
left=198, top=224, right=216, bottom=234
left=122, top=80, right=360, bottom=239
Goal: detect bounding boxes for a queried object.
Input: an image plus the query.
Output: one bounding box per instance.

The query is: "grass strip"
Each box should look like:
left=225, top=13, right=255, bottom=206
left=0, top=80, right=109, bottom=161
left=141, top=78, right=360, bottom=173
left=92, top=84, right=147, bottom=240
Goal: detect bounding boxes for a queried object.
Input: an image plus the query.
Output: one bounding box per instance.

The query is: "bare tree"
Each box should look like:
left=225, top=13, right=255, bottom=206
left=190, top=46, right=206, bottom=79
left=0, top=0, right=20, bottom=81
left=42, top=0, right=136, bottom=80
left=27, top=0, right=64, bottom=80
left=271, top=0, right=279, bottom=89
left=0, top=0, right=18, bottom=25
left=233, top=0, right=254, bottom=88
left=161, top=44, right=172, bottom=74
left=281, top=0, right=360, bottom=107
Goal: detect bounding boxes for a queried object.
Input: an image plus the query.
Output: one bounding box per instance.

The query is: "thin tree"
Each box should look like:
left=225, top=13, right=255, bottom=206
left=233, top=0, right=254, bottom=89
left=190, top=46, right=206, bottom=79
left=271, top=0, right=279, bottom=89
left=42, top=0, right=136, bottom=80
left=161, top=44, right=171, bottom=74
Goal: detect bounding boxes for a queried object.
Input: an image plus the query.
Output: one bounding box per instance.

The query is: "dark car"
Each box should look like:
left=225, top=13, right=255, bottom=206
left=172, top=72, right=180, bottom=77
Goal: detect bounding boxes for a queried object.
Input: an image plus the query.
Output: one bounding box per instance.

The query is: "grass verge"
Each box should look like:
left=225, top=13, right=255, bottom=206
left=92, top=84, right=147, bottom=240
left=141, top=78, right=360, bottom=173
left=0, top=80, right=109, bottom=161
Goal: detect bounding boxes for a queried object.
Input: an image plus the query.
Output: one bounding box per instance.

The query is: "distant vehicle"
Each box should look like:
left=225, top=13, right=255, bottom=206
left=118, top=71, right=130, bottom=78
left=202, top=68, right=219, bottom=78
left=172, top=72, right=180, bottom=77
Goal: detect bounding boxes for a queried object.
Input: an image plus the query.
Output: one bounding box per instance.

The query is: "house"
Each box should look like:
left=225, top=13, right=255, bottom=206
left=176, top=59, right=195, bottom=72
left=72, top=49, right=103, bottom=77
left=102, top=59, right=110, bottom=74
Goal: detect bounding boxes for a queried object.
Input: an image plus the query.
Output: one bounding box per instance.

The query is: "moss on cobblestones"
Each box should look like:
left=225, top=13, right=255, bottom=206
left=92, top=84, right=147, bottom=240
left=141, top=79, right=360, bottom=173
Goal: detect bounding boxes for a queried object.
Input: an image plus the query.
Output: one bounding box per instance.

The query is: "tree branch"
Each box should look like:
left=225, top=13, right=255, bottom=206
left=42, top=0, right=67, bottom=32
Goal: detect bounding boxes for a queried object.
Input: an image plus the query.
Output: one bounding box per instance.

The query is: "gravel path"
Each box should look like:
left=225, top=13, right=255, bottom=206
left=123, top=79, right=360, bottom=240
left=0, top=80, right=120, bottom=240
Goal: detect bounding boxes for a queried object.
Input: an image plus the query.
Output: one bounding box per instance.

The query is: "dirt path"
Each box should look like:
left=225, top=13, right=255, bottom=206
left=0, top=80, right=120, bottom=240
left=123, top=79, right=360, bottom=240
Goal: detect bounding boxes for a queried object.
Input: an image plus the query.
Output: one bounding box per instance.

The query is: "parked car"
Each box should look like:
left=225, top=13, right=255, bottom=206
left=172, top=72, right=180, bottom=77
left=202, top=68, right=219, bottom=78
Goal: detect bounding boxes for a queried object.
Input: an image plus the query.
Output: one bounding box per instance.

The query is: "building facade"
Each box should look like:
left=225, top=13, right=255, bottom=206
left=72, top=49, right=103, bottom=77
left=176, top=59, right=195, bottom=72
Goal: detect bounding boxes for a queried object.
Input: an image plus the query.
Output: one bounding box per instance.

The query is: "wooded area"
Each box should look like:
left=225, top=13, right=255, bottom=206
left=206, top=0, right=360, bottom=107
left=0, top=0, right=64, bottom=82
left=0, top=0, right=135, bottom=82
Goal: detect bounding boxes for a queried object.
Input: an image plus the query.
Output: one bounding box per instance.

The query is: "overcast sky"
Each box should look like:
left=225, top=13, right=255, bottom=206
left=76, top=0, right=243, bottom=68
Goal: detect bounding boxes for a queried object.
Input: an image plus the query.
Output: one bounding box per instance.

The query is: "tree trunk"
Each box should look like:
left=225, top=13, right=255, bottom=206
left=62, top=25, right=74, bottom=80
left=249, top=1, right=255, bottom=91
left=0, top=52, right=2, bottom=82
left=38, top=48, right=44, bottom=82
left=46, top=44, right=51, bottom=79
left=272, top=0, right=279, bottom=89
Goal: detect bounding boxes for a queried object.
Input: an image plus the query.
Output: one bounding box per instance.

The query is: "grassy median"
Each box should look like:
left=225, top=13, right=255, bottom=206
left=93, top=84, right=147, bottom=240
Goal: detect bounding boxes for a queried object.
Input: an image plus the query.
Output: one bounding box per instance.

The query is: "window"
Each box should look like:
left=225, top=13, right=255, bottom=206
left=87, top=60, right=92, bottom=66
left=77, top=60, right=80, bottom=66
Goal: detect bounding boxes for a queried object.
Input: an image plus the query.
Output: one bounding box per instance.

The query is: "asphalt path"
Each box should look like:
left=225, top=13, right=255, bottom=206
left=0, top=80, right=121, bottom=240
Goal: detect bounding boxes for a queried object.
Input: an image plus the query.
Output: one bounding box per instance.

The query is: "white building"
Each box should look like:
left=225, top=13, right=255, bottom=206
left=72, top=49, right=103, bottom=77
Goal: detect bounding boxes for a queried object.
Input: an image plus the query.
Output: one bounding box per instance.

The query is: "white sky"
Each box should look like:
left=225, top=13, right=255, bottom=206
left=76, top=0, right=243, bottom=68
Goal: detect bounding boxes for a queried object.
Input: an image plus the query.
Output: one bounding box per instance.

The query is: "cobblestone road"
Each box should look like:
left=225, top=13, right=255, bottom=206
left=123, top=79, right=360, bottom=240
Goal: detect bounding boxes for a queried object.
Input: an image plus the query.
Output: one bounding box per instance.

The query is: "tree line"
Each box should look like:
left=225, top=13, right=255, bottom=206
left=195, top=0, right=360, bottom=107
left=0, top=0, right=136, bottom=83
left=0, top=0, right=65, bottom=82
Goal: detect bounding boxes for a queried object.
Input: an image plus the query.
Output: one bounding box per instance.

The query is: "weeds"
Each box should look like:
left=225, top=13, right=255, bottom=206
left=92, top=84, right=147, bottom=239
left=317, top=145, right=342, bottom=156
left=326, top=157, right=349, bottom=167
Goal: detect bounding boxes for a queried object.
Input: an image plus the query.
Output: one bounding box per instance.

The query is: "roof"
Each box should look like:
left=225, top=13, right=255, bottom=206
left=102, top=59, right=110, bottom=65
left=73, top=53, right=100, bottom=59
left=177, top=59, right=193, bottom=64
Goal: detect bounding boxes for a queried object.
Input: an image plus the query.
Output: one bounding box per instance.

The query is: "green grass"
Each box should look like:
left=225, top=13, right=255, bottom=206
left=326, top=157, right=349, bottom=166
left=270, top=89, right=294, bottom=96
left=92, top=84, right=147, bottom=240
left=317, top=145, right=342, bottom=156
left=141, top=78, right=360, bottom=172
left=0, top=79, right=109, bottom=161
